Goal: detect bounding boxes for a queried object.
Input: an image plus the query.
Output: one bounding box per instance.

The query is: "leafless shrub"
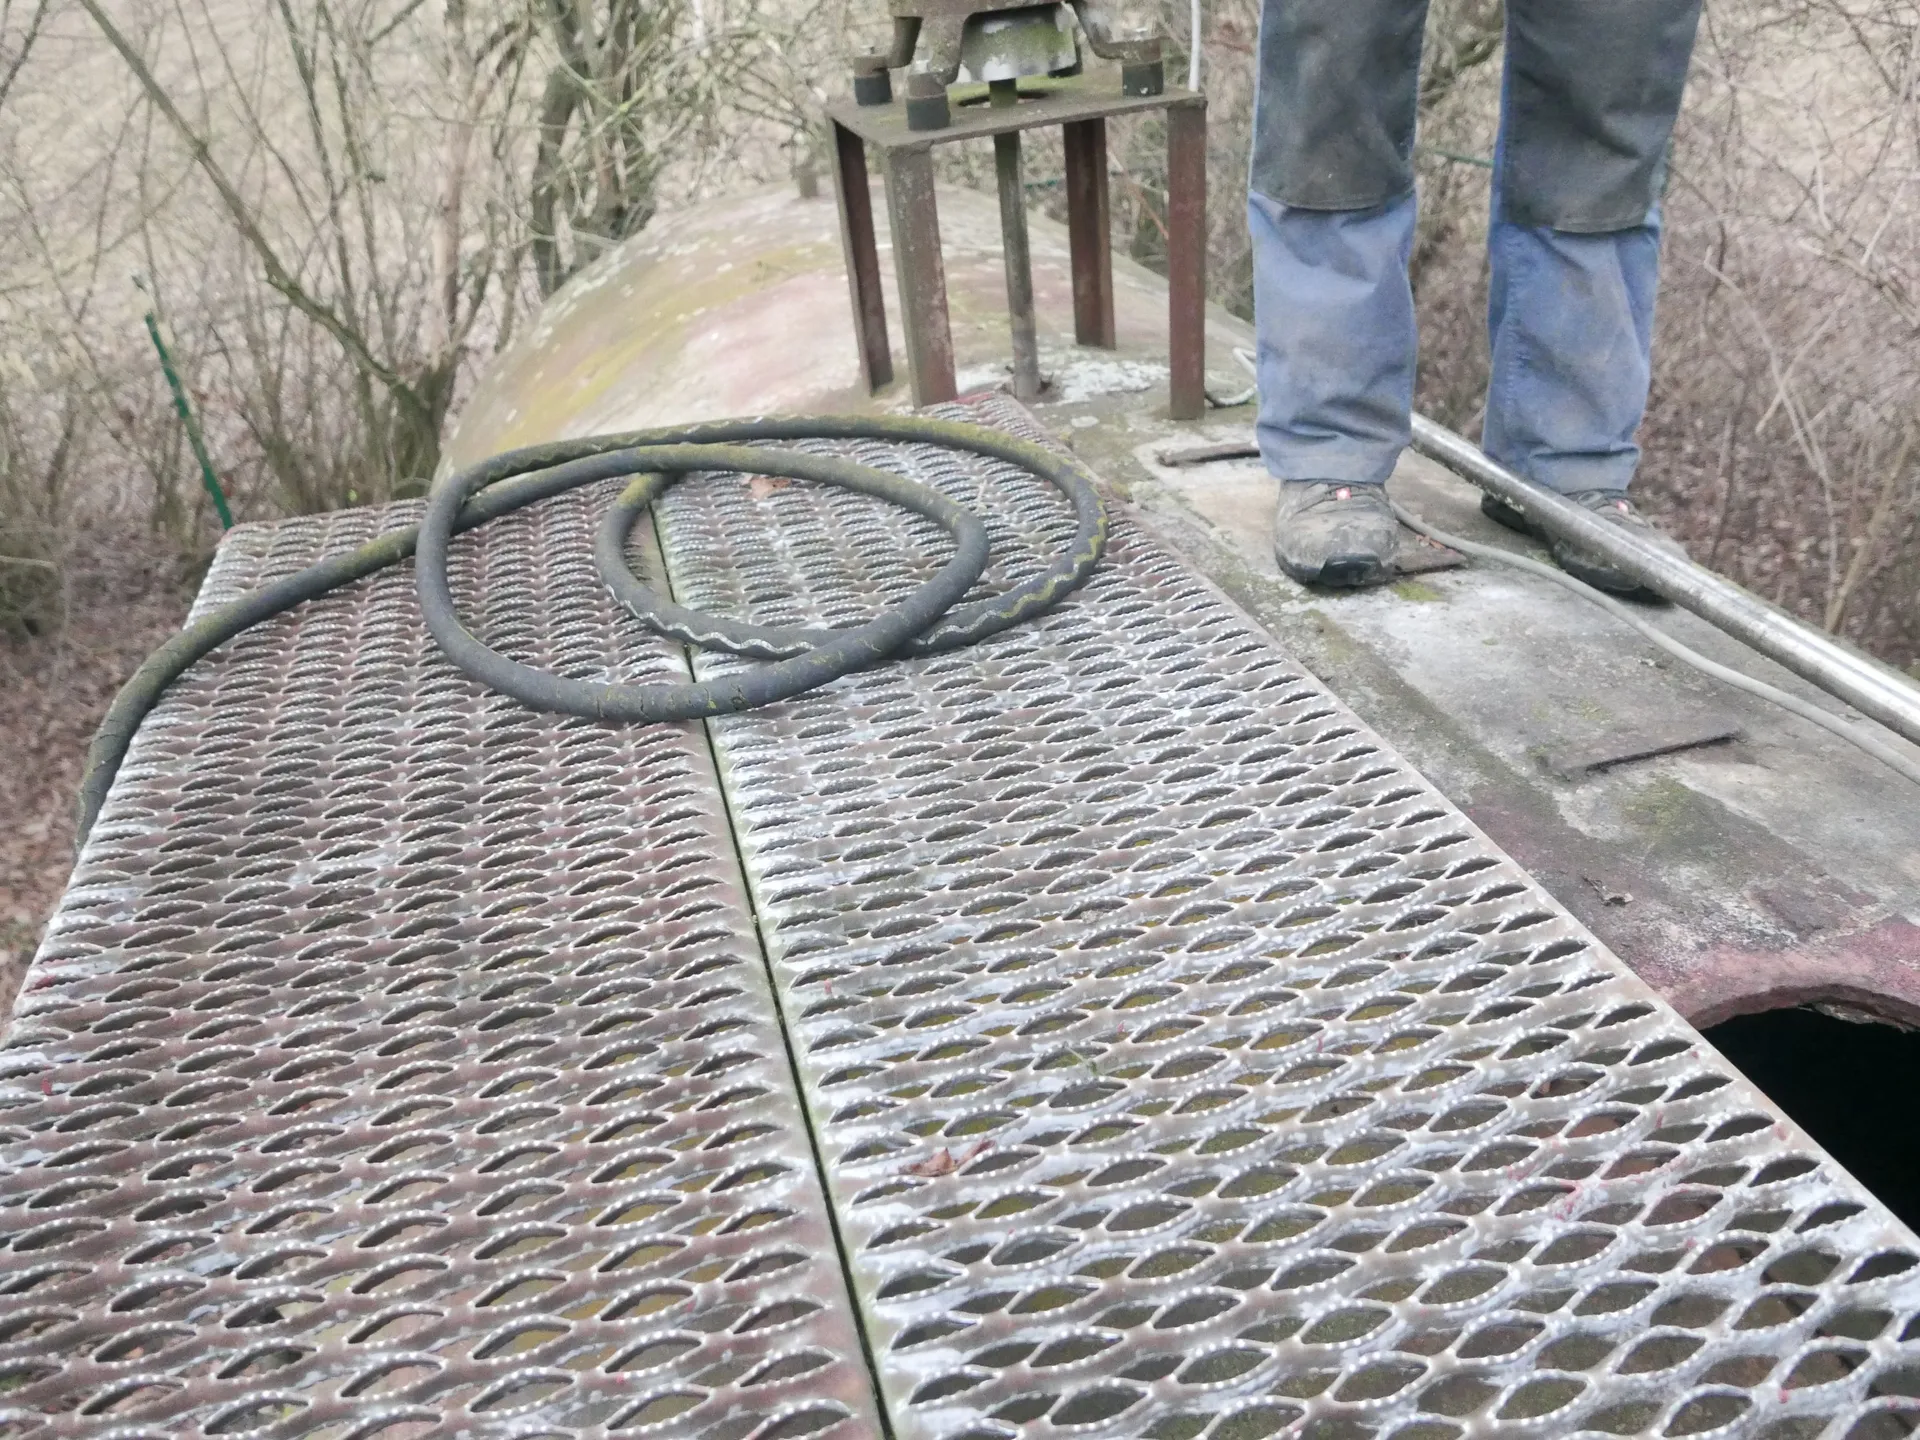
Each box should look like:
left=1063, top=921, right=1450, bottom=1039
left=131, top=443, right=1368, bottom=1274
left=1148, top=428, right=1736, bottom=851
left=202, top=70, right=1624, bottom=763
left=0, top=0, right=62, bottom=637
left=1643, top=0, right=1920, bottom=666
left=0, top=351, right=76, bottom=641
left=0, top=0, right=766, bottom=579
left=75, top=0, right=537, bottom=507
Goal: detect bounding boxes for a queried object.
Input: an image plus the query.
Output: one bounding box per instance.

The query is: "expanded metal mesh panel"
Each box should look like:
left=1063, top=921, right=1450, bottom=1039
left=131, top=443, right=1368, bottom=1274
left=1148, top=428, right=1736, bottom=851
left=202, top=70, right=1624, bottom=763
left=0, top=494, right=881, bottom=1439
left=657, top=398, right=1920, bottom=1440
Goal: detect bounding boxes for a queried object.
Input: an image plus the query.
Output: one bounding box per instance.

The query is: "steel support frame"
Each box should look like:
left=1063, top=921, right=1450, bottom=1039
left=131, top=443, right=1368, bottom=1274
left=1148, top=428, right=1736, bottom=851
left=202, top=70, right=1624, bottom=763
left=831, top=120, right=893, bottom=392
left=882, top=143, right=958, bottom=406
left=1062, top=118, right=1117, bottom=351
left=827, top=86, right=1207, bottom=419
left=1165, top=102, right=1207, bottom=422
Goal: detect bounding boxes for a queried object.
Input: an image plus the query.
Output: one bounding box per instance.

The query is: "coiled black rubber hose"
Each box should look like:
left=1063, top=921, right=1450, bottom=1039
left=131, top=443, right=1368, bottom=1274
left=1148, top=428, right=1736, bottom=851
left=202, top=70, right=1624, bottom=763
left=76, top=415, right=1108, bottom=848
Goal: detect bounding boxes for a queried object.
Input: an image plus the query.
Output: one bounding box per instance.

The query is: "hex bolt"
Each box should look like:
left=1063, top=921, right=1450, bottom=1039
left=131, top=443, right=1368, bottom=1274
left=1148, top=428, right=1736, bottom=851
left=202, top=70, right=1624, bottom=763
left=905, top=66, right=951, bottom=131
left=852, top=51, right=893, bottom=106
left=1121, top=31, right=1164, bottom=96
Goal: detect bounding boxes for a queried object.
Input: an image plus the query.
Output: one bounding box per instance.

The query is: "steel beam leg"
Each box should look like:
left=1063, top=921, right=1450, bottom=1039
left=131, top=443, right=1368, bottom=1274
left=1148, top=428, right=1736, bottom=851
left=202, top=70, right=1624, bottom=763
left=1063, top=117, right=1116, bottom=349
left=831, top=121, right=892, bottom=393
left=1166, top=103, right=1207, bottom=420
left=993, top=129, right=1043, bottom=402
left=882, top=145, right=957, bottom=406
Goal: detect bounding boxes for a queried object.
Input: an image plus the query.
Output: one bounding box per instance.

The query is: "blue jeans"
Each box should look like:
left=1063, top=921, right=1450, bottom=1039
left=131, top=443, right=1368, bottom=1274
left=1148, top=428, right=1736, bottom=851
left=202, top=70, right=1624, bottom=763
left=1249, top=0, right=1699, bottom=494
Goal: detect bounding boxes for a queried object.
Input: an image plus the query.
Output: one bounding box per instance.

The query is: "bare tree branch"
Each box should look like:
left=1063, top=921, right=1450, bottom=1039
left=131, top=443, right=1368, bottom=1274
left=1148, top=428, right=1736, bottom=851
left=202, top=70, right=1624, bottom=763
left=0, top=0, right=47, bottom=113
left=74, top=0, right=434, bottom=437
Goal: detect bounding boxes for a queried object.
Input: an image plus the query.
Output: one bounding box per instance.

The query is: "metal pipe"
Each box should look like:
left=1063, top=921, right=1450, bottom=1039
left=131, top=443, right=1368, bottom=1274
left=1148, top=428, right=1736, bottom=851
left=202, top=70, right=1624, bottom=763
left=990, top=80, right=1042, bottom=402
left=1409, top=413, right=1920, bottom=749
left=1187, top=0, right=1201, bottom=90
left=1164, top=103, right=1207, bottom=421
left=141, top=305, right=233, bottom=529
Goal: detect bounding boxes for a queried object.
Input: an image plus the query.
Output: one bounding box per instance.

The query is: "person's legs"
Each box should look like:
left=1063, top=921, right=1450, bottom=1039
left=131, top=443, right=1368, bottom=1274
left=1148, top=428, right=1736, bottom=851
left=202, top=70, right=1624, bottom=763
left=1482, top=4, right=1688, bottom=496
left=1480, top=0, right=1703, bottom=591
left=1482, top=183, right=1663, bottom=498
left=1250, top=0, right=1429, bottom=583
left=1249, top=192, right=1416, bottom=489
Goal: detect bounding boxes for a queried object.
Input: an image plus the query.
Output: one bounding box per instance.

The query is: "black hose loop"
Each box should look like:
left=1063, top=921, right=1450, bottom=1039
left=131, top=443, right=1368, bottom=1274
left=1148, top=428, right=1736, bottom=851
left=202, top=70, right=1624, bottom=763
left=419, top=443, right=992, bottom=721
left=75, top=414, right=1108, bottom=850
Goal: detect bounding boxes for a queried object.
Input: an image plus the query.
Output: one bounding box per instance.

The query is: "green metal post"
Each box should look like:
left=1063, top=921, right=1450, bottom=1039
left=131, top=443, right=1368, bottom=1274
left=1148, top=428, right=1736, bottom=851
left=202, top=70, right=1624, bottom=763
left=142, top=310, right=234, bottom=530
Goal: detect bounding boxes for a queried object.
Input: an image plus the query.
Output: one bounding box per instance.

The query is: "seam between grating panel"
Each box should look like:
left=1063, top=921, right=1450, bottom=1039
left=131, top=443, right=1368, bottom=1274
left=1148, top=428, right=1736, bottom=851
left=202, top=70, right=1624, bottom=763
left=640, top=490, right=904, bottom=1440
left=650, top=396, right=1920, bottom=1440
left=649, top=498, right=903, bottom=1440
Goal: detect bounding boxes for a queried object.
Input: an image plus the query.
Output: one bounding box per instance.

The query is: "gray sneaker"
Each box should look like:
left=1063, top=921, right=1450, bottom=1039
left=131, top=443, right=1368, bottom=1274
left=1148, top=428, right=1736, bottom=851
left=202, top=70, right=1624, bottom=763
left=1274, top=481, right=1398, bottom=588
left=1482, top=487, right=1688, bottom=597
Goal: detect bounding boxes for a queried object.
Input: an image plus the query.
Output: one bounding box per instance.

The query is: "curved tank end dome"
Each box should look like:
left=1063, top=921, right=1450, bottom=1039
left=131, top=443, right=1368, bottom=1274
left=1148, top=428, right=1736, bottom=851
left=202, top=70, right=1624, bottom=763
left=441, top=182, right=1252, bottom=472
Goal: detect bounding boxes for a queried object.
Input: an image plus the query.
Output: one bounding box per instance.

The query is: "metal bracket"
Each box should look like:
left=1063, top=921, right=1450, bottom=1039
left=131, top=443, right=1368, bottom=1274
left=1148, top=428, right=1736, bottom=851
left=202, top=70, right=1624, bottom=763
left=826, top=78, right=1207, bottom=418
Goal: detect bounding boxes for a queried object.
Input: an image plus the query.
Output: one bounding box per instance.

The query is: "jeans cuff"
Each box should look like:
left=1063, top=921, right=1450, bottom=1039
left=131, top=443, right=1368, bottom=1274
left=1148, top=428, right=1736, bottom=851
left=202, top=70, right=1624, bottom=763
left=1257, top=431, right=1404, bottom=489
left=1494, top=456, right=1638, bottom=495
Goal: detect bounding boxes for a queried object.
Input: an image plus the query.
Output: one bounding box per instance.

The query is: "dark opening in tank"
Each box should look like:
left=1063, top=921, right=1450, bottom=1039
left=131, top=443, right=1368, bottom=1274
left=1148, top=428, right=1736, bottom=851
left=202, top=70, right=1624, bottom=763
left=1705, top=1006, right=1920, bottom=1234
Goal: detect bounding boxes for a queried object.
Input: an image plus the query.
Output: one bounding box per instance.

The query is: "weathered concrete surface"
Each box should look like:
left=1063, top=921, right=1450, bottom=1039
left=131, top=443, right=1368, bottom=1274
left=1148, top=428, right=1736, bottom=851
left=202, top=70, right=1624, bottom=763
left=1128, top=443, right=1920, bottom=1028
left=443, top=183, right=1920, bottom=1029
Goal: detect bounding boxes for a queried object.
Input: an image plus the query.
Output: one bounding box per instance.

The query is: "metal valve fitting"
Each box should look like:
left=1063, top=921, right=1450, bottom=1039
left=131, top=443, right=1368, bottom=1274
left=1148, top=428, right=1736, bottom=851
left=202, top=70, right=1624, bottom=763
left=852, top=51, right=893, bottom=106
left=905, top=66, right=952, bottom=130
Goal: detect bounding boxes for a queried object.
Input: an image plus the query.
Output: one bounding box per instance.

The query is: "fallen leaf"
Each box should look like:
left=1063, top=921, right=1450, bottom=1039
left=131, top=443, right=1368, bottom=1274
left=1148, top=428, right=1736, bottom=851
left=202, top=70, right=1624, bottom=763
left=901, top=1138, right=992, bottom=1179
left=1583, top=875, right=1632, bottom=906
left=903, top=1147, right=957, bottom=1178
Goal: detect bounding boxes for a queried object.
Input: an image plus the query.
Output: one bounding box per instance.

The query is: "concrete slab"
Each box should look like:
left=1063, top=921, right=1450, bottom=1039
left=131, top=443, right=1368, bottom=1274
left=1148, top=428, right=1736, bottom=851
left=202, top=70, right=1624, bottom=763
left=1119, top=439, right=1920, bottom=1028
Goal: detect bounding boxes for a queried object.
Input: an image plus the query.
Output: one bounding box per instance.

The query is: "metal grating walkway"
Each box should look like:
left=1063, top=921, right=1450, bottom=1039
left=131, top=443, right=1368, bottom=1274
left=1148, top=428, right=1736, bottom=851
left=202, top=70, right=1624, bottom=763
left=4, top=397, right=1920, bottom=1439
left=0, top=496, right=880, bottom=1439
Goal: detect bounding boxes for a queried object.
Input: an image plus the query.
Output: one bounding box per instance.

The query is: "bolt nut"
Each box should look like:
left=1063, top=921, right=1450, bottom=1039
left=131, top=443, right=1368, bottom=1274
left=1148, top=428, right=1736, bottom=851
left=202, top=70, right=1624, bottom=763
left=852, top=52, right=893, bottom=106
left=1121, top=56, right=1164, bottom=96
left=905, top=73, right=951, bottom=130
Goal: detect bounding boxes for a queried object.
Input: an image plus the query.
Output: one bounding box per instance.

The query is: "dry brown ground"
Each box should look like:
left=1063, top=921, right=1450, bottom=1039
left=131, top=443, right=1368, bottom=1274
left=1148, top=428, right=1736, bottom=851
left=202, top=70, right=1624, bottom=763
left=0, top=534, right=190, bottom=1015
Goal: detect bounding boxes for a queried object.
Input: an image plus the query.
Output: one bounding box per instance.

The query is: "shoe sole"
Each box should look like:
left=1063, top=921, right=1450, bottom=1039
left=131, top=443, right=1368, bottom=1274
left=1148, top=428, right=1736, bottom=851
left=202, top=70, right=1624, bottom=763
left=1279, top=553, right=1390, bottom=589
left=1551, top=546, right=1661, bottom=599
left=1480, top=492, right=1541, bottom=539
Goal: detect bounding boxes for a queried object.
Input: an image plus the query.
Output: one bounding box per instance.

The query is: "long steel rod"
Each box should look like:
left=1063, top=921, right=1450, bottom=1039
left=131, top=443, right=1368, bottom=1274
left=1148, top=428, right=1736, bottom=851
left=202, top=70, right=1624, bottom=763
left=1164, top=102, right=1207, bottom=420
left=990, top=80, right=1042, bottom=402
left=1409, top=413, right=1920, bottom=749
